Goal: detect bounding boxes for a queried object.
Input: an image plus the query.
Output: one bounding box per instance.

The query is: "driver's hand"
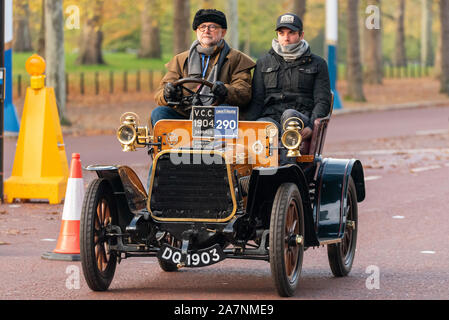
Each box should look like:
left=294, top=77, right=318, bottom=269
left=163, top=82, right=181, bottom=102
left=212, top=81, right=228, bottom=100
left=301, top=127, right=313, bottom=140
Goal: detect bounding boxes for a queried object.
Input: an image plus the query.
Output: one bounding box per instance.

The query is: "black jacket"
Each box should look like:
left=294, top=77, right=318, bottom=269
left=245, top=47, right=332, bottom=128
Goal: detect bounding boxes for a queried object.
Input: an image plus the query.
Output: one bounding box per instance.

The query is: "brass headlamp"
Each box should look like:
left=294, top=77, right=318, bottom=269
left=117, top=112, right=151, bottom=152
left=281, top=117, right=304, bottom=157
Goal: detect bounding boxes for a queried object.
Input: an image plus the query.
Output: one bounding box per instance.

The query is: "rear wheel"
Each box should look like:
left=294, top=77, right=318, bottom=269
left=80, top=179, right=118, bottom=291
left=269, top=183, right=304, bottom=297
left=327, top=177, right=358, bottom=277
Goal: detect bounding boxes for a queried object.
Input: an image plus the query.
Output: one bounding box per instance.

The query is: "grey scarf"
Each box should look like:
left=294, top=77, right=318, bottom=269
left=188, top=40, right=224, bottom=105
left=272, top=39, right=310, bottom=62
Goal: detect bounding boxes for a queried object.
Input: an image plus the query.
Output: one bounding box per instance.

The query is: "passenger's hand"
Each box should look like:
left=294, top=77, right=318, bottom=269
left=301, top=127, right=313, bottom=140
left=212, top=81, right=228, bottom=100
left=163, top=82, right=181, bottom=102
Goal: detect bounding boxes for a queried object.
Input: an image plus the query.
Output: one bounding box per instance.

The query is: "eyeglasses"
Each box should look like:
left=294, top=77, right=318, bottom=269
left=198, top=24, right=220, bottom=32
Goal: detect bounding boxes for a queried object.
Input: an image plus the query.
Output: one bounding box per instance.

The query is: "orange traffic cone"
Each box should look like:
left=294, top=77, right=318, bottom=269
left=42, top=153, right=84, bottom=261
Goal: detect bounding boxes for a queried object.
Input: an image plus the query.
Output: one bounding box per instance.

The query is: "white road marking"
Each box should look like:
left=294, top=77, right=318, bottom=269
left=420, top=251, right=436, bottom=254
left=40, top=239, right=57, bottom=242
left=365, top=176, right=382, bottom=181
left=392, top=216, right=405, bottom=219
left=410, top=165, right=441, bottom=173
left=415, top=129, right=449, bottom=136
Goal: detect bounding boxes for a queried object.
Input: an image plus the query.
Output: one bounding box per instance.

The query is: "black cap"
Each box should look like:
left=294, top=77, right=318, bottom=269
left=275, top=13, right=303, bottom=32
left=192, top=9, right=227, bottom=30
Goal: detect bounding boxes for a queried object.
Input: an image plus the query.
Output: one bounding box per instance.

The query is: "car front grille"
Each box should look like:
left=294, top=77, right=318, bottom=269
left=148, top=151, right=236, bottom=221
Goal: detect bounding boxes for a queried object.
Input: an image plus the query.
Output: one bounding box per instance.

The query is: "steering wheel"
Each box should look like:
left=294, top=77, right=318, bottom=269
left=167, top=78, right=221, bottom=116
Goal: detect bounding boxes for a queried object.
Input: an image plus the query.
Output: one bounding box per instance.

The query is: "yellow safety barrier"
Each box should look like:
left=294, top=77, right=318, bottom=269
left=4, top=54, right=69, bottom=204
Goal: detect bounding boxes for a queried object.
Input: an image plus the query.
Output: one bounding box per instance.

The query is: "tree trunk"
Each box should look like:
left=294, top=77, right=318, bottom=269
left=37, top=0, right=46, bottom=57
left=138, top=0, right=162, bottom=59
left=292, top=0, right=306, bottom=20
left=421, top=0, right=433, bottom=67
left=226, top=0, right=239, bottom=49
left=363, top=0, right=383, bottom=84
left=394, top=0, right=407, bottom=67
left=346, top=0, right=366, bottom=101
left=76, top=0, right=105, bottom=65
left=173, top=0, right=191, bottom=54
left=13, top=0, right=33, bottom=52
left=434, top=34, right=442, bottom=79
left=45, top=0, right=67, bottom=123
left=439, top=0, right=449, bottom=94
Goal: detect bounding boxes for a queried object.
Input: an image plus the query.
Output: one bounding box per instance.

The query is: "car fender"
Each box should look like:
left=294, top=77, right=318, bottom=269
left=246, top=165, right=320, bottom=247
left=314, top=158, right=365, bottom=241
left=85, top=165, right=146, bottom=227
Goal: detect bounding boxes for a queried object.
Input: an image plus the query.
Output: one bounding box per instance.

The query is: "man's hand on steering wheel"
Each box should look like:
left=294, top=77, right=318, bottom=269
left=163, top=82, right=182, bottom=103
left=211, top=81, right=228, bottom=100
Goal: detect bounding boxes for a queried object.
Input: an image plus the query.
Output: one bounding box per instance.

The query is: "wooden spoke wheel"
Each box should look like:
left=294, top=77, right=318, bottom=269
left=269, top=183, right=304, bottom=297
left=327, top=177, right=358, bottom=277
left=80, top=179, right=118, bottom=291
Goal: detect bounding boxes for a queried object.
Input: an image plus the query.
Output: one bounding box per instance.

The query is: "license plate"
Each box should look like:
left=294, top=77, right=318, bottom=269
left=158, top=243, right=226, bottom=268
left=192, top=106, right=239, bottom=139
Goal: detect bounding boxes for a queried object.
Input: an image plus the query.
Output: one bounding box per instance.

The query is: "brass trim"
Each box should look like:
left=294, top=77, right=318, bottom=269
left=147, top=149, right=238, bottom=223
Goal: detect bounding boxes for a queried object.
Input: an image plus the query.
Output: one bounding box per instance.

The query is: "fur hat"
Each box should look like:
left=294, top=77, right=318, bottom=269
left=192, top=9, right=227, bottom=30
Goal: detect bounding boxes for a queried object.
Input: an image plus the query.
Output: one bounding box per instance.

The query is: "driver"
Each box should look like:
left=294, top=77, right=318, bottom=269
left=151, top=9, right=256, bottom=127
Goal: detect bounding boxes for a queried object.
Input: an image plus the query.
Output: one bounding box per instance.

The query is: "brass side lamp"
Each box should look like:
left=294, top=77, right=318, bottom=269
left=117, top=112, right=151, bottom=152
left=281, top=117, right=304, bottom=158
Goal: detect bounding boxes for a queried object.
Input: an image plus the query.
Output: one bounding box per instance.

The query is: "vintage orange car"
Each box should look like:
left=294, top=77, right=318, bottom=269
left=80, top=78, right=365, bottom=297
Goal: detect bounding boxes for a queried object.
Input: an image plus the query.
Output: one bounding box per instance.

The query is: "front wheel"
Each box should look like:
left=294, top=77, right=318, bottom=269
left=80, top=179, right=118, bottom=291
left=269, top=183, right=305, bottom=297
left=327, top=177, right=358, bottom=277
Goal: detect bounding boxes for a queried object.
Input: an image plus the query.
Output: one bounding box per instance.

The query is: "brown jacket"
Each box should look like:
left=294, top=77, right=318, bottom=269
left=155, top=47, right=256, bottom=109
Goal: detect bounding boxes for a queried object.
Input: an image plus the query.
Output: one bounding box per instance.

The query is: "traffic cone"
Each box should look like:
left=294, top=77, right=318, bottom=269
left=42, top=154, right=84, bottom=261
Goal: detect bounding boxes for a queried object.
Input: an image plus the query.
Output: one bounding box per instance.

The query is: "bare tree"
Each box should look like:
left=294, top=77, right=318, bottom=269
left=173, top=0, right=191, bottom=54
left=393, top=0, right=407, bottom=67
left=45, top=0, right=67, bottom=123
left=292, top=0, right=306, bottom=20
left=76, top=0, right=105, bottom=65
left=439, top=0, right=449, bottom=94
left=363, top=0, right=383, bottom=84
left=139, top=0, right=162, bottom=59
left=421, top=0, right=433, bottom=67
left=226, top=0, right=239, bottom=49
left=13, top=0, right=33, bottom=52
left=346, top=0, right=366, bottom=101
left=37, top=0, right=45, bottom=57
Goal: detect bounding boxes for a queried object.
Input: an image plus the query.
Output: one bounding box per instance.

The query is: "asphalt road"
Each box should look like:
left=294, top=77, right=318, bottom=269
left=1, top=104, right=449, bottom=300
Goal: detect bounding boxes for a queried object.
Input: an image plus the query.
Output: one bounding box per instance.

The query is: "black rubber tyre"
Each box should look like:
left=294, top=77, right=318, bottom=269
left=327, top=177, right=358, bottom=277
left=158, top=260, right=179, bottom=272
left=80, top=179, right=118, bottom=291
left=269, top=183, right=305, bottom=297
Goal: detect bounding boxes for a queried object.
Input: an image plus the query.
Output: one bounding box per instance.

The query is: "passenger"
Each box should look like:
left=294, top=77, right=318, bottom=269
left=246, top=13, right=332, bottom=158
left=151, top=9, right=256, bottom=127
